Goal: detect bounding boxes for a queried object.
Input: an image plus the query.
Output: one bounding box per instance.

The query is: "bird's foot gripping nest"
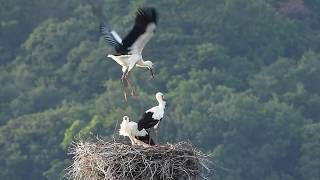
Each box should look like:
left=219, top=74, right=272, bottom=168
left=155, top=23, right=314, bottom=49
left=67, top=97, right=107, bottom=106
left=66, top=139, right=213, bottom=180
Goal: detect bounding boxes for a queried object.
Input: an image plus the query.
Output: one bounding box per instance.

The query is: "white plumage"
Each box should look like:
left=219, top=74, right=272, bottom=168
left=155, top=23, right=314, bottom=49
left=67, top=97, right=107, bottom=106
left=128, top=23, right=156, bottom=55
left=100, top=7, right=157, bottom=101
left=146, top=104, right=165, bottom=122
left=119, top=116, right=148, bottom=137
left=146, top=93, right=166, bottom=123
left=110, top=30, right=122, bottom=44
left=137, top=92, right=166, bottom=131
left=119, top=116, right=148, bottom=145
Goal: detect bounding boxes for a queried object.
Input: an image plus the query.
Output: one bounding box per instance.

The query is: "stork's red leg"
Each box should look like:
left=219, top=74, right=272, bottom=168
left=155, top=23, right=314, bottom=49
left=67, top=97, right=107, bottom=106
left=126, top=78, right=137, bottom=96
left=121, top=70, right=129, bottom=102
left=124, top=72, right=137, bottom=96
left=155, top=129, right=159, bottom=144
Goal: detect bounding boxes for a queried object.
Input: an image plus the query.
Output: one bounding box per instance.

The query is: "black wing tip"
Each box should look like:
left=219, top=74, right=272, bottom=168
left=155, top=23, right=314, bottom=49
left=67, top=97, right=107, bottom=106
left=99, top=23, right=109, bottom=33
left=136, top=7, right=157, bottom=24
left=99, top=23, right=123, bottom=53
left=138, top=7, right=156, bottom=12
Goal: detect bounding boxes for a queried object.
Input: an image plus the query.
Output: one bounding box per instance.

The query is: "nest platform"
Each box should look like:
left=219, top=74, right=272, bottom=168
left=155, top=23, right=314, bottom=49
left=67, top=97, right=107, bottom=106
left=66, top=138, right=212, bottom=180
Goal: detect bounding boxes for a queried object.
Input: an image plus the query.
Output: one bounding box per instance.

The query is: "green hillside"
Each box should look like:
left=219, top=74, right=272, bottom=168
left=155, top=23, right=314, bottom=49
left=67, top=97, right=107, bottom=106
left=1, top=0, right=320, bottom=179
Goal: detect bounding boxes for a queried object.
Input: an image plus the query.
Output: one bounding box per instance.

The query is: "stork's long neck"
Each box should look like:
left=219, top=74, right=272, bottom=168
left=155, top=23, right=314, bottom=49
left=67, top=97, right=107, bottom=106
left=136, top=60, right=149, bottom=67
left=142, top=61, right=149, bottom=67
left=158, top=100, right=166, bottom=109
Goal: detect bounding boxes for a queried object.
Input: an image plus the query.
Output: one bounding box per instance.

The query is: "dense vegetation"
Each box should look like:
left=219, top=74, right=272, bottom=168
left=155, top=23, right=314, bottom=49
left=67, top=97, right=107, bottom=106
left=1, top=0, right=320, bottom=179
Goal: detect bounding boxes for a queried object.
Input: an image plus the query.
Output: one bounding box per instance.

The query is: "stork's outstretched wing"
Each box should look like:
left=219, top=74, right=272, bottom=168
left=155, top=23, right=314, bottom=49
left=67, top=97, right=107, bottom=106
left=122, top=7, right=157, bottom=54
left=100, top=24, right=124, bottom=53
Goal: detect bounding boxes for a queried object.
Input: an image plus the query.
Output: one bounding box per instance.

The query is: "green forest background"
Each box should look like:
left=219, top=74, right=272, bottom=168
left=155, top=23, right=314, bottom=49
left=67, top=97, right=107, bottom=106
left=1, top=0, right=320, bottom=179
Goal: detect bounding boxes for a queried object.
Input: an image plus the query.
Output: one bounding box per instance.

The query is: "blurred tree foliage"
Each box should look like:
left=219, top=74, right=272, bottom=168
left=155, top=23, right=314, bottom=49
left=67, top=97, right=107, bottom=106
left=0, top=0, right=320, bottom=179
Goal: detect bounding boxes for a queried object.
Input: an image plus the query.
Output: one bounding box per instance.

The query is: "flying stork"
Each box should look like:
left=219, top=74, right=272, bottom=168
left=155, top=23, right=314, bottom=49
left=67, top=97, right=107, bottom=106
left=100, top=7, right=157, bottom=101
left=119, top=116, right=155, bottom=146
left=137, top=92, right=166, bottom=142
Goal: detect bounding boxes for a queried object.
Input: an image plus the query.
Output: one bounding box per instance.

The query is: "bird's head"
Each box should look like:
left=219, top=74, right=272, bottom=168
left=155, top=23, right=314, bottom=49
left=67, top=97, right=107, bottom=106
left=156, top=92, right=166, bottom=107
left=144, top=61, right=154, bottom=78
left=123, top=116, right=130, bottom=122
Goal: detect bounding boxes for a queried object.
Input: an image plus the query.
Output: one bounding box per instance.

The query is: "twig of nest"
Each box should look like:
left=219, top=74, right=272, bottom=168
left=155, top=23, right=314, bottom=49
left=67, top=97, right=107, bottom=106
left=65, top=138, right=213, bottom=180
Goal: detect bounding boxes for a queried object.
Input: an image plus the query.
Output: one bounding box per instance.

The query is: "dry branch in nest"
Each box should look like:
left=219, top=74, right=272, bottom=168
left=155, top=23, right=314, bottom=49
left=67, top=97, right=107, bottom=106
left=66, top=138, right=213, bottom=180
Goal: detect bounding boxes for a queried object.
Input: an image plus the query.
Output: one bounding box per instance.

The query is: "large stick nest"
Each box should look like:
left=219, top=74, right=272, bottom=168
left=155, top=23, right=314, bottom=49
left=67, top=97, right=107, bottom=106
left=66, top=138, right=213, bottom=180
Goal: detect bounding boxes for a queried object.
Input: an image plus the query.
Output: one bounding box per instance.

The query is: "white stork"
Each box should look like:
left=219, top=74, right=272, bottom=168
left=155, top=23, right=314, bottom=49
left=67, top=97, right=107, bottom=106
left=119, top=116, right=155, bottom=146
left=137, top=92, right=166, bottom=142
left=100, top=7, right=157, bottom=101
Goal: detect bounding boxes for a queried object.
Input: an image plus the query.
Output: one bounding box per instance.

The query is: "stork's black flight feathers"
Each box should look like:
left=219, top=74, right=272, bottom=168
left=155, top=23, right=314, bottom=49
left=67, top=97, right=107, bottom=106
left=100, top=7, right=157, bottom=55
left=121, top=7, right=157, bottom=52
left=99, top=24, right=123, bottom=52
left=137, top=112, right=161, bottom=131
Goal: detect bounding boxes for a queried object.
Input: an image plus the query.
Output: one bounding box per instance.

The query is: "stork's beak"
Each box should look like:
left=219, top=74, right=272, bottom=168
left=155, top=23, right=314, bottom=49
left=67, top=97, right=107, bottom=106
left=150, top=68, right=154, bottom=78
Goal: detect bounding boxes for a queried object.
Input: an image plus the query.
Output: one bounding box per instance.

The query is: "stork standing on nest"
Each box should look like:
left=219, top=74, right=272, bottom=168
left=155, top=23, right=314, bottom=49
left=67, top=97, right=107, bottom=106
left=137, top=92, right=166, bottom=143
left=100, top=7, right=157, bottom=101
left=119, top=116, right=155, bottom=146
